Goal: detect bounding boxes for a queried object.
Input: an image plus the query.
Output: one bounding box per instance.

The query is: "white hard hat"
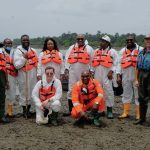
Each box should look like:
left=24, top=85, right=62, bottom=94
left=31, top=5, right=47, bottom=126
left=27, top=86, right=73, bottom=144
left=101, top=35, right=111, bottom=43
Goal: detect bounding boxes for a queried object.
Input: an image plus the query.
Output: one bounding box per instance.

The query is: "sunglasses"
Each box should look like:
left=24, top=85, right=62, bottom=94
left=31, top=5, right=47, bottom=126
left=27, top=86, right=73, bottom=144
left=77, top=38, right=84, bottom=41
left=46, top=72, right=54, bottom=75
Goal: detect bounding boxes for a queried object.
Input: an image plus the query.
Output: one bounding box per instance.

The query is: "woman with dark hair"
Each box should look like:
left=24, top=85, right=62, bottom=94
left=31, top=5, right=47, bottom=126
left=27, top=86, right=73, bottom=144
left=37, top=37, right=64, bottom=80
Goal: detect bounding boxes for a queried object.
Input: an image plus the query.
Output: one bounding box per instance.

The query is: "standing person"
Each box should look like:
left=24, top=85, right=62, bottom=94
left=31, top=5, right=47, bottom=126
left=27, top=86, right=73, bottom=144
left=92, top=35, right=118, bottom=119
left=13, top=35, right=38, bottom=118
left=37, top=37, right=64, bottom=80
left=134, top=34, right=150, bottom=125
left=64, top=34, right=94, bottom=116
left=0, top=42, right=10, bottom=123
left=3, top=38, right=18, bottom=117
left=32, top=66, right=62, bottom=125
left=117, top=35, right=143, bottom=120
left=71, top=71, right=105, bottom=127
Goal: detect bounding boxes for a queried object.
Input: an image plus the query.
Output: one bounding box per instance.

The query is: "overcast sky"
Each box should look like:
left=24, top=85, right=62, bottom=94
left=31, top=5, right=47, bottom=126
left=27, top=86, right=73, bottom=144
left=0, top=0, right=150, bottom=40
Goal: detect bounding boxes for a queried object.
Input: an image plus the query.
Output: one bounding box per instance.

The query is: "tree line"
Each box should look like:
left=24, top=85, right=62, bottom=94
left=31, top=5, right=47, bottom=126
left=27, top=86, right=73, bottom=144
left=13, top=31, right=145, bottom=50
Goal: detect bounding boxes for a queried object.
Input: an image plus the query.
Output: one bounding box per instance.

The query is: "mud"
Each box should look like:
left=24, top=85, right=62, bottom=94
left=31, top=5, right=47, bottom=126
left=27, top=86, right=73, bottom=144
left=1, top=92, right=150, bottom=150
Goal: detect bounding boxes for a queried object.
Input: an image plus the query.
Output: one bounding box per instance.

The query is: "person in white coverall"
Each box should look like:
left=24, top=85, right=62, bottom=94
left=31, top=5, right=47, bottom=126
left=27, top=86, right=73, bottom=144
left=117, top=35, right=143, bottom=120
left=13, top=35, right=38, bottom=118
left=32, top=66, right=62, bottom=126
left=64, top=34, right=94, bottom=116
left=3, top=38, right=18, bottom=117
left=37, top=37, right=64, bottom=81
left=92, top=35, right=119, bottom=119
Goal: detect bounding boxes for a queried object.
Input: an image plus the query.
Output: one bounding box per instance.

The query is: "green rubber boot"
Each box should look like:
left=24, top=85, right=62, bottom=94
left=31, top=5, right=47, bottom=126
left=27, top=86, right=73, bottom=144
left=107, top=107, right=114, bottom=119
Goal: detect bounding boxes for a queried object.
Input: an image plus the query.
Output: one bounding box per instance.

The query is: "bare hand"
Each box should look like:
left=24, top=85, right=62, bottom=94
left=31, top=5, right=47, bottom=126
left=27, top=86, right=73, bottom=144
left=23, top=52, right=28, bottom=59
left=134, top=80, right=139, bottom=87
left=107, top=70, right=113, bottom=80
left=37, top=76, right=42, bottom=81
left=42, top=100, right=49, bottom=107
left=40, top=105, right=45, bottom=111
left=117, top=74, right=122, bottom=86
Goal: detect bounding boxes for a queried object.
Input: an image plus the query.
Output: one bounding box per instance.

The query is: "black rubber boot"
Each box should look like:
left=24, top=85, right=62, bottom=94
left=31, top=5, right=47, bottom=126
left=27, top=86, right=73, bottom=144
left=73, top=116, right=85, bottom=127
left=134, top=103, right=148, bottom=126
left=49, top=111, right=59, bottom=126
left=22, top=105, right=32, bottom=119
left=0, top=115, right=10, bottom=124
left=63, top=99, right=73, bottom=117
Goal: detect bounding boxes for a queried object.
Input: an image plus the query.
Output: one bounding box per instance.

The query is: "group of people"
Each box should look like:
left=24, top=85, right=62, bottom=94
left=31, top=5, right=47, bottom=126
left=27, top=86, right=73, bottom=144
left=0, top=33, right=150, bottom=127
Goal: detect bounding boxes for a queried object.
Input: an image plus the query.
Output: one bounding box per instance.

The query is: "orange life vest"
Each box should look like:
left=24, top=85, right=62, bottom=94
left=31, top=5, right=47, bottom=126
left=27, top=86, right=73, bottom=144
left=92, top=49, right=113, bottom=68
left=39, top=80, right=56, bottom=102
left=6, top=55, right=18, bottom=77
left=121, top=49, right=138, bottom=68
left=0, top=52, right=6, bottom=72
left=67, top=45, right=90, bottom=64
left=41, top=50, right=62, bottom=65
left=22, top=49, right=38, bottom=72
left=77, top=80, right=97, bottom=105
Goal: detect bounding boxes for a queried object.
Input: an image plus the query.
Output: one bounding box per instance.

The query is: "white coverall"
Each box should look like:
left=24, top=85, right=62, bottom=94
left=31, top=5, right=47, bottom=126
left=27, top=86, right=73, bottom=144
left=5, top=49, right=18, bottom=104
left=13, top=45, right=37, bottom=106
left=93, top=47, right=119, bottom=107
left=37, top=51, right=64, bottom=79
left=32, top=76, right=62, bottom=124
left=65, top=44, right=94, bottom=99
left=116, top=44, right=143, bottom=105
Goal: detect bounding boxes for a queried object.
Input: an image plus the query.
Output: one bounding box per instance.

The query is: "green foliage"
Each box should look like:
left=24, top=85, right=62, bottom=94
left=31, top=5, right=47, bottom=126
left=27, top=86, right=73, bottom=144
left=13, top=32, right=145, bottom=49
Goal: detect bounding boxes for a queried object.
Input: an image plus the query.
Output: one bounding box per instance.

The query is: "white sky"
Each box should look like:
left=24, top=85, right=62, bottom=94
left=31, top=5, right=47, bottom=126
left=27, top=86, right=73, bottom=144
left=0, top=0, right=150, bottom=40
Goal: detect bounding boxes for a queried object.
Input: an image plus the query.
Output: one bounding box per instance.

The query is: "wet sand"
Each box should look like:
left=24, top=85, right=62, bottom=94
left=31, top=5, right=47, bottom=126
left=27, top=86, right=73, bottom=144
left=1, top=92, right=150, bottom=150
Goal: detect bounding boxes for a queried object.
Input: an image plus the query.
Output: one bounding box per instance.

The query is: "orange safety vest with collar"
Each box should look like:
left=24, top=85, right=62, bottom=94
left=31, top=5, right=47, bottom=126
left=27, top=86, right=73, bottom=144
left=20, top=49, right=38, bottom=72
left=6, top=55, right=18, bottom=77
left=0, top=51, right=6, bottom=72
left=39, top=80, right=56, bottom=102
left=67, top=45, right=90, bottom=64
left=41, top=50, right=62, bottom=65
left=121, top=49, right=138, bottom=68
left=92, top=49, right=113, bottom=68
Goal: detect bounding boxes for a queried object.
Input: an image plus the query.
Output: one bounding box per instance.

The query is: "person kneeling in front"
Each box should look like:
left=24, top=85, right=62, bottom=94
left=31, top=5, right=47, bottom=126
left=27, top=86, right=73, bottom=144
left=32, top=66, right=62, bottom=126
left=71, top=71, right=105, bottom=127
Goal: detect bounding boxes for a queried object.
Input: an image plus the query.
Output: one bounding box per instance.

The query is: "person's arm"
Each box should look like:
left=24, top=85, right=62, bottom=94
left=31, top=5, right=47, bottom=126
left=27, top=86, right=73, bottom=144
left=32, top=81, right=42, bottom=107
left=37, top=52, right=43, bottom=80
left=94, top=80, right=104, bottom=104
left=13, top=48, right=27, bottom=70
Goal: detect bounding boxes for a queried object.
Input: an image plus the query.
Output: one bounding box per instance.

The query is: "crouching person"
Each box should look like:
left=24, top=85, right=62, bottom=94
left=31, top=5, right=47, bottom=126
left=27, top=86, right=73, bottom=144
left=32, top=66, right=62, bottom=126
left=71, top=71, right=105, bottom=127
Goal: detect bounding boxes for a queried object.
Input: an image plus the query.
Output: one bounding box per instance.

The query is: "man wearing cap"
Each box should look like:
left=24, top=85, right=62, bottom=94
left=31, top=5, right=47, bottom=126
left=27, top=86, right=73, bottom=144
left=92, top=35, right=118, bottom=119
left=64, top=34, right=94, bottom=116
left=117, top=35, right=143, bottom=120
left=134, top=34, right=150, bottom=125
left=0, top=42, right=10, bottom=123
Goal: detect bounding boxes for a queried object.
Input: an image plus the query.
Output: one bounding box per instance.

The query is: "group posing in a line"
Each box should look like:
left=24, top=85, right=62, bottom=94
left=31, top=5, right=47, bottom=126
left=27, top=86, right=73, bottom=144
left=0, top=33, right=150, bottom=127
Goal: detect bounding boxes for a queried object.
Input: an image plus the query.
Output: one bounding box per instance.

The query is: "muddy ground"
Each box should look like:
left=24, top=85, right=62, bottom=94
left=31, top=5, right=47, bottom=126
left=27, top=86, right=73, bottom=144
left=1, top=92, right=150, bottom=150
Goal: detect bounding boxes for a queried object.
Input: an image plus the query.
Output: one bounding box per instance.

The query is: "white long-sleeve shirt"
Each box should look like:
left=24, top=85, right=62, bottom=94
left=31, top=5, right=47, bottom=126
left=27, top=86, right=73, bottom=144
left=32, top=76, right=62, bottom=107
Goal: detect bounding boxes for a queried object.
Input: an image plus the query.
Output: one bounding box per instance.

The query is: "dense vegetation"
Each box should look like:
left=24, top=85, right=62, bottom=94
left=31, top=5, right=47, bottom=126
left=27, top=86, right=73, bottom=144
left=13, top=31, right=145, bottom=49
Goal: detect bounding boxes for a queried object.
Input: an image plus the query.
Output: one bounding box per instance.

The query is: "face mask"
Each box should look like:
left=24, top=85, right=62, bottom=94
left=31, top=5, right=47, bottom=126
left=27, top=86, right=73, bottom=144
left=5, top=47, right=12, bottom=51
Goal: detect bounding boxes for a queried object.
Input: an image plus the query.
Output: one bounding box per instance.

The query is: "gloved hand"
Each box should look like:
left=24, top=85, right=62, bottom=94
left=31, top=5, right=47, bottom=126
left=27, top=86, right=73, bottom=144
left=42, top=100, right=49, bottom=107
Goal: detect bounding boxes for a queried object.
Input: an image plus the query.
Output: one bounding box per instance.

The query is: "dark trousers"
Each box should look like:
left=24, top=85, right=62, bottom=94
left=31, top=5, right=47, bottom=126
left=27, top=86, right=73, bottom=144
left=138, top=71, right=150, bottom=121
left=0, top=71, right=6, bottom=118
